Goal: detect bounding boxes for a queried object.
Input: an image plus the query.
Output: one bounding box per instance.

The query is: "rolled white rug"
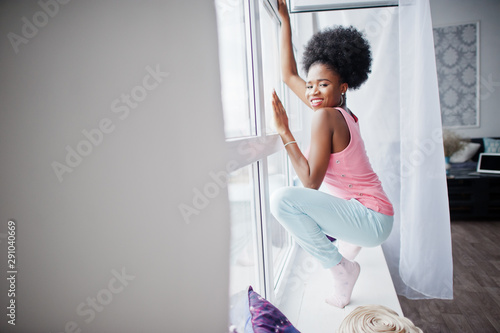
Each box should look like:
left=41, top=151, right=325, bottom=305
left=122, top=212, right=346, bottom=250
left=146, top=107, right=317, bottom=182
left=337, top=304, right=423, bottom=333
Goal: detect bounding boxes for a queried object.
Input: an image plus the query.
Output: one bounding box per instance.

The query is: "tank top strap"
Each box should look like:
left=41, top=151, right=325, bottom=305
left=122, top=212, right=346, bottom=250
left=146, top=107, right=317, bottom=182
left=334, top=107, right=358, bottom=123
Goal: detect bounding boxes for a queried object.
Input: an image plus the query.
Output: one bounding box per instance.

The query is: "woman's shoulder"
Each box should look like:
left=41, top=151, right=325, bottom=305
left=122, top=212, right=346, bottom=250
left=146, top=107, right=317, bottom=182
left=314, top=107, right=350, bottom=123
left=312, top=107, right=350, bottom=134
left=313, top=107, right=345, bottom=118
left=312, top=107, right=343, bottom=125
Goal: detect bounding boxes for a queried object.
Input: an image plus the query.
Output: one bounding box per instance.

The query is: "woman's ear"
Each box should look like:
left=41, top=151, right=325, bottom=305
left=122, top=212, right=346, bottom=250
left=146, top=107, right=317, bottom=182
left=341, top=83, right=349, bottom=94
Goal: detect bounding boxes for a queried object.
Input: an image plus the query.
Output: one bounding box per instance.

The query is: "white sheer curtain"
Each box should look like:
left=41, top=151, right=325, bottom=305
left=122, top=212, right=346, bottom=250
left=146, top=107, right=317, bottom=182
left=396, top=0, right=453, bottom=299
left=312, top=0, right=453, bottom=299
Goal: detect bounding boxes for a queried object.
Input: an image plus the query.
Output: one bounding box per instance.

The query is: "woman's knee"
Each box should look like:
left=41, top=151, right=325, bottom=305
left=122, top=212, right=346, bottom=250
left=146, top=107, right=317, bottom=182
left=270, top=186, right=302, bottom=217
left=270, top=187, right=289, bottom=217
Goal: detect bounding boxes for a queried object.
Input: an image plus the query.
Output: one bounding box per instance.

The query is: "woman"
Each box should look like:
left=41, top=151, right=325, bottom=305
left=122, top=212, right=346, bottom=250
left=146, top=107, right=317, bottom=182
left=270, top=0, right=394, bottom=308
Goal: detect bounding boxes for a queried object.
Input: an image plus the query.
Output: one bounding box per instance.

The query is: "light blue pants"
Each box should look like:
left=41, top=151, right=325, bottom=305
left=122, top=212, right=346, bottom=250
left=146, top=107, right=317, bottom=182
left=270, top=187, right=394, bottom=269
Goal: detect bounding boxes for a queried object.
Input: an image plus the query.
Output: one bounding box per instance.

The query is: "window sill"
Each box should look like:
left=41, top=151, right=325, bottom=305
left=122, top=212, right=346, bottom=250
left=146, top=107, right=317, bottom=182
left=276, top=243, right=402, bottom=332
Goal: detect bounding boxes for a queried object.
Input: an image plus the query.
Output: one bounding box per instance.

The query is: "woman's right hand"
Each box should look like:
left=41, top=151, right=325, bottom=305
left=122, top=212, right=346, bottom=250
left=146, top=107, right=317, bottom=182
left=272, top=90, right=290, bottom=136
left=277, top=0, right=290, bottom=22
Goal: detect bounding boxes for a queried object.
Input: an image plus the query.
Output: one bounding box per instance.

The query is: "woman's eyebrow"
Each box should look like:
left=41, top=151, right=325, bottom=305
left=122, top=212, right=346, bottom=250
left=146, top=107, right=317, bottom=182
left=306, top=78, right=333, bottom=84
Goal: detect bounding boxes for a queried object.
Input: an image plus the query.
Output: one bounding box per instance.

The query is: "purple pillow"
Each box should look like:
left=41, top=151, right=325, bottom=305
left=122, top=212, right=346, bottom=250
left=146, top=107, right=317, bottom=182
left=248, top=286, right=301, bottom=333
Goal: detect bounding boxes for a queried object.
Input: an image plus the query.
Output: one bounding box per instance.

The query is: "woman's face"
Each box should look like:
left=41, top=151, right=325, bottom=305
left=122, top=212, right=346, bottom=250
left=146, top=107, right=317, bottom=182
left=305, top=63, right=347, bottom=111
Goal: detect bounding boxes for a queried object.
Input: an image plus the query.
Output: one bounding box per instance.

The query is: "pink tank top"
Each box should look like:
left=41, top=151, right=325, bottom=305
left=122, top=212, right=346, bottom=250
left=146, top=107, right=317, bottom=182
left=321, top=107, right=394, bottom=216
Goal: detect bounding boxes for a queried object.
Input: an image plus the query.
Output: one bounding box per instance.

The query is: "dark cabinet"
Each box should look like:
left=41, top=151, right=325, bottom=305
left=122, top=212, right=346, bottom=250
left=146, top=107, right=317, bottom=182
left=447, top=170, right=500, bottom=220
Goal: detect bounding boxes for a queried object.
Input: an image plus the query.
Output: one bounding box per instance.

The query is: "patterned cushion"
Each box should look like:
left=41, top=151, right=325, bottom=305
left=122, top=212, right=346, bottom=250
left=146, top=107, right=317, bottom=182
left=248, top=286, right=300, bottom=333
left=450, top=142, right=481, bottom=163
left=483, top=138, right=500, bottom=153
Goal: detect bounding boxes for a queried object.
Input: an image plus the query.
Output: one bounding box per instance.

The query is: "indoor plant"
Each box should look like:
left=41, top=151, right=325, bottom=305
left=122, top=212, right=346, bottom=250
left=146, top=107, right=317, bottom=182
left=442, top=129, right=469, bottom=173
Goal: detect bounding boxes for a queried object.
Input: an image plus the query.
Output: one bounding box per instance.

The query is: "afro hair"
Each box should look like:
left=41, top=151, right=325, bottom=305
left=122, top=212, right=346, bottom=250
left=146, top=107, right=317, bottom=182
left=302, top=26, right=372, bottom=90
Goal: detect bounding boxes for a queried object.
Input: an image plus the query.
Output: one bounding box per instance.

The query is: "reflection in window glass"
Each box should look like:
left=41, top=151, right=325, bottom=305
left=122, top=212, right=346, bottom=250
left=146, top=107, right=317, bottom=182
left=267, top=150, right=292, bottom=285
left=259, top=1, right=282, bottom=134
left=215, top=0, right=254, bottom=138
left=228, top=164, right=260, bottom=298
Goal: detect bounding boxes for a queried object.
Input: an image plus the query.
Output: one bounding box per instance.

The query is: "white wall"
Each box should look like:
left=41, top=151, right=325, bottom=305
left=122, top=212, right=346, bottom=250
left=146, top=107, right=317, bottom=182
left=430, top=0, right=500, bottom=138
left=0, top=1, right=230, bottom=332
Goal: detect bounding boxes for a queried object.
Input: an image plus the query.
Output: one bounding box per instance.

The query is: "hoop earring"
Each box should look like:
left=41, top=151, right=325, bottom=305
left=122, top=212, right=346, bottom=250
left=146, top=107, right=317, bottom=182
left=337, top=93, right=345, bottom=107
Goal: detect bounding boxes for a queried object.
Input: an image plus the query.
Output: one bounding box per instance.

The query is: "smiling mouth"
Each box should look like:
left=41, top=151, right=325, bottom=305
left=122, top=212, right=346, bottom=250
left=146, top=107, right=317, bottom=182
left=310, top=99, right=323, bottom=107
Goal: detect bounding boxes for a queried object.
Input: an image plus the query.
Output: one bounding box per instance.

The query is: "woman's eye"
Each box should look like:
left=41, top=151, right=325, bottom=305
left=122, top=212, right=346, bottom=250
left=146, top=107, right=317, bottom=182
left=320, top=84, right=328, bottom=87
left=306, top=85, right=312, bottom=89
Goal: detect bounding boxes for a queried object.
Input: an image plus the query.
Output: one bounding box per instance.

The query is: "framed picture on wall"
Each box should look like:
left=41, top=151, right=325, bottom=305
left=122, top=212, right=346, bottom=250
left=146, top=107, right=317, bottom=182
left=433, top=21, right=480, bottom=128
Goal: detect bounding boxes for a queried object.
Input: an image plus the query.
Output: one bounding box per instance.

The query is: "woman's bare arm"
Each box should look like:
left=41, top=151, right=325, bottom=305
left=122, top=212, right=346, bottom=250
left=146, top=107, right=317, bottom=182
left=272, top=91, right=331, bottom=189
left=277, top=0, right=310, bottom=108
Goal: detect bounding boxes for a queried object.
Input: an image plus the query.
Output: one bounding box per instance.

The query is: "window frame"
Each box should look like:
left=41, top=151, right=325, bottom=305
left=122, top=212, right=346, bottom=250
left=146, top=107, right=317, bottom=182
left=222, top=0, right=305, bottom=304
left=288, top=0, right=398, bottom=13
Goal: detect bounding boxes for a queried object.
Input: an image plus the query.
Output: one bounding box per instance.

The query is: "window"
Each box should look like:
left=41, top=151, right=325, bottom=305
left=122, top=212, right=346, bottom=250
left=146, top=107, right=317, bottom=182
left=215, top=0, right=303, bottom=304
left=258, top=1, right=282, bottom=134
left=215, top=0, right=255, bottom=138
left=266, top=150, right=291, bottom=286
left=228, top=164, right=261, bottom=294
left=289, top=0, right=398, bottom=13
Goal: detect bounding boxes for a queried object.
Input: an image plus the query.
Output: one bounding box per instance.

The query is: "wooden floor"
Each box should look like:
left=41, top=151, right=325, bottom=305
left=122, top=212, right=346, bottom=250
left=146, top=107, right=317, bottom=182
left=398, top=221, right=500, bottom=333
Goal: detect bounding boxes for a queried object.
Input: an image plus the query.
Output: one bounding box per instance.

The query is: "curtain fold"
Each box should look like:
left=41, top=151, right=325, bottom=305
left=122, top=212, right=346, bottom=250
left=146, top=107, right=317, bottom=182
left=395, top=0, right=453, bottom=299
left=312, top=0, right=453, bottom=300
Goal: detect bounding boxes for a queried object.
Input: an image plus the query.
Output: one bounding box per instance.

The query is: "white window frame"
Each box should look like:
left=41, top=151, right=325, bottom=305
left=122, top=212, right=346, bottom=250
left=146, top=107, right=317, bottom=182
left=224, top=0, right=304, bottom=303
left=289, top=0, right=398, bottom=13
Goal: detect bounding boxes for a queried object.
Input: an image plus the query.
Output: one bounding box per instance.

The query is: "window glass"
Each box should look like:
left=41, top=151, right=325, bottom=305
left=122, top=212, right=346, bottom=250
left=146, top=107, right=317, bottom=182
left=228, top=164, right=260, bottom=297
left=258, top=1, right=282, bottom=134
left=215, top=0, right=255, bottom=138
left=267, top=150, right=292, bottom=285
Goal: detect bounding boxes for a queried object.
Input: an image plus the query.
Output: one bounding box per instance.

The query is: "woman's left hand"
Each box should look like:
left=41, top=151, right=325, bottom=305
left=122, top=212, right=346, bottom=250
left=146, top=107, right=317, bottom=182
left=272, top=90, right=290, bottom=135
